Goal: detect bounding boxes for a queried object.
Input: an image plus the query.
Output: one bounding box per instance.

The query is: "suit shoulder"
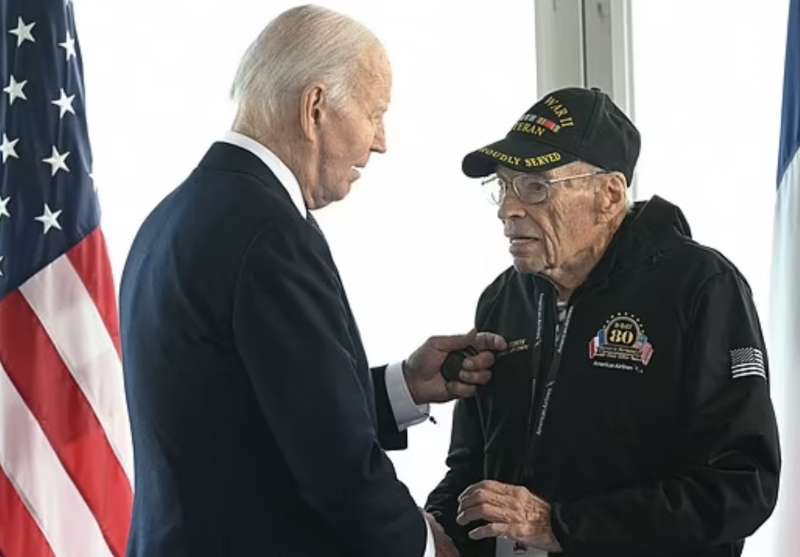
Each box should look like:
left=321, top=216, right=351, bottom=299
left=190, top=165, right=301, bottom=228
left=123, top=165, right=307, bottom=291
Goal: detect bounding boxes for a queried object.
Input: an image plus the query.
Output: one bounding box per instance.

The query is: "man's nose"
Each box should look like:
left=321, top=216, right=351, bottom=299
left=497, top=191, right=525, bottom=220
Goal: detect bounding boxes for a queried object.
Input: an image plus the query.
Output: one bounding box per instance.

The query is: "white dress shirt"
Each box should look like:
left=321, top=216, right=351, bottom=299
left=221, top=131, right=435, bottom=557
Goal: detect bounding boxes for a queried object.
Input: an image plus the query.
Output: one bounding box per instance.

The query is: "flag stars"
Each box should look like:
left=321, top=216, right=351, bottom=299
left=42, top=146, right=70, bottom=176
left=0, top=195, right=9, bottom=220
left=3, top=75, right=28, bottom=105
left=8, top=17, right=35, bottom=47
left=52, top=88, right=76, bottom=119
left=0, top=133, right=20, bottom=163
left=35, top=204, right=62, bottom=235
left=0, top=256, right=4, bottom=278
left=59, top=31, right=76, bottom=61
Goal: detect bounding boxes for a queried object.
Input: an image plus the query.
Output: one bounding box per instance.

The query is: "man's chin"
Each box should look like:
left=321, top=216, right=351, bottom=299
left=337, top=180, right=354, bottom=200
left=511, top=257, right=545, bottom=275
left=312, top=182, right=354, bottom=208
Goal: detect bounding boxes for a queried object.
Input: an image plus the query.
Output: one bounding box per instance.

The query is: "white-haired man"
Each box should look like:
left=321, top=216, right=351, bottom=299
left=120, top=6, right=505, bottom=556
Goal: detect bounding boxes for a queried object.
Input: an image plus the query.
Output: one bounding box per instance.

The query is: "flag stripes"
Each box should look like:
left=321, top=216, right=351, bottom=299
left=0, top=360, right=114, bottom=557
left=0, top=237, right=132, bottom=556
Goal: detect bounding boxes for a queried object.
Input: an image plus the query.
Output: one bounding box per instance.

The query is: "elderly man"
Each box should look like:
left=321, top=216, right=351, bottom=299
left=425, top=87, right=781, bottom=557
left=120, top=6, right=505, bottom=557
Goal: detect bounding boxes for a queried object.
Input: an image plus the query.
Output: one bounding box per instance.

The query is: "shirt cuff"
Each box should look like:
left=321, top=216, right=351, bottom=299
left=422, top=510, right=436, bottom=557
left=385, top=361, right=430, bottom=431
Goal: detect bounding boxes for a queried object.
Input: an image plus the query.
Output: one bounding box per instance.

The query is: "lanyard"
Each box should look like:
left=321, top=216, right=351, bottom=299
left=535, top=305, right=573, bottom=436
left=523, top=302, right=574, bottom=473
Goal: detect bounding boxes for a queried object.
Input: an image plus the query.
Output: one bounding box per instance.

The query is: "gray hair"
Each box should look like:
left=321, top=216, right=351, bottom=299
left=624, top=182, right=634, bottom=211
left=231, top=5, right=382, bottom=127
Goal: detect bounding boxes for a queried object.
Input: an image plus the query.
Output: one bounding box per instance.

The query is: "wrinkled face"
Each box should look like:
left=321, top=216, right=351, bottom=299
left=313, top=48, right=391, bottom=208
left=498, top=162, right=601, bottom=275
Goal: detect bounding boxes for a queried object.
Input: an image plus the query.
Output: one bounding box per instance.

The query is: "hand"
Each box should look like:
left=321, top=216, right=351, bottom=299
left=404, top=329, right=507, bottom=404
left=425, top=512, right=460, bottom=557
left=456, top=480, right=562, bottom=553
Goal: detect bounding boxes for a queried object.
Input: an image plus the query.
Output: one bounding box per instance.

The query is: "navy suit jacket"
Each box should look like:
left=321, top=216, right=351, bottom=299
left=120, top=142, right=426, bottom=556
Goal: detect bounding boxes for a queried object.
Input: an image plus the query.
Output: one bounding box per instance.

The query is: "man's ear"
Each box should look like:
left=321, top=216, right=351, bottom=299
left=299, top=84, right=326, bottom=142
left=595, top=173, right=627, bottom=223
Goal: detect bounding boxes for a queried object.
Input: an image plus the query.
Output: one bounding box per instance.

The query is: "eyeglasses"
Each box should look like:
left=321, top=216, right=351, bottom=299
left=481, top=170, right=609, bottom=205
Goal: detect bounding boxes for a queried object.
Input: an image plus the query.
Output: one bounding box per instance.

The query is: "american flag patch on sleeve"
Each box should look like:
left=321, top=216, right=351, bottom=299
left=730, top=347, right=767, bottom=380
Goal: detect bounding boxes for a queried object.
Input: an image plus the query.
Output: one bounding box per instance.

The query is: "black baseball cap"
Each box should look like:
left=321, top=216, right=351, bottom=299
left=462, top=87, right=640, bottom=186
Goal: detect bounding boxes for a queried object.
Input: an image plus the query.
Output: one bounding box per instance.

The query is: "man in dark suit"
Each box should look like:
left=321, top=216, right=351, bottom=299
left=119, top=5, right=506, bottom=557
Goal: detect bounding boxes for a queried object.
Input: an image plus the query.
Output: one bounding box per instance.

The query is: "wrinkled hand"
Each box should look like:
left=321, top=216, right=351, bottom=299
left=456, top=480, right=562, bottom=553
left=404, top=330, right=507, bottom=404
left=425, top=512, right=460, bottom=557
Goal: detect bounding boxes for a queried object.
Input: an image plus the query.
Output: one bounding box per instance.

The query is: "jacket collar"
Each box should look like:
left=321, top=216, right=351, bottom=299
left=220, top=131, right=307, bottom=218
left=198, top=141, right=308, bottom=217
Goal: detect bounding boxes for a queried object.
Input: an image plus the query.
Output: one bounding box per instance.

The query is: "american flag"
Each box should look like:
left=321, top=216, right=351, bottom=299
left=0, top=1, right=133, bottom=556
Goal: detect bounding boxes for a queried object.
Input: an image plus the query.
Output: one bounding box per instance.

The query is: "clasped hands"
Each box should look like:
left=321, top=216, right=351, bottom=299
left=456, top=480, right=561, bottom=553
left=426, top=480, right=561, bottom=556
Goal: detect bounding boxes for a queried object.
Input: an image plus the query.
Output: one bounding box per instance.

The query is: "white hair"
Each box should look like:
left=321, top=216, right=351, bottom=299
left=231, top=5, right=382, bottom=127
left=624, top=181, right=634, bottom=211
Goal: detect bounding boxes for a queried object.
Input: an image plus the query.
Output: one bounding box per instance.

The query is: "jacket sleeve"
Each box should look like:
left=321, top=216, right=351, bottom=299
left=551, top=269, right=781, bottom=555
left=371, top=365, right=409, bottom=451
left=425, top=395, right=486, bottom=556
left=232, top=226, right=425, bottom=557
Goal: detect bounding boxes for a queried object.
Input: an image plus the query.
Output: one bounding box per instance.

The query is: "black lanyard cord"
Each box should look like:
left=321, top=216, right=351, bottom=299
left=532, top=305, right=574, bottom=441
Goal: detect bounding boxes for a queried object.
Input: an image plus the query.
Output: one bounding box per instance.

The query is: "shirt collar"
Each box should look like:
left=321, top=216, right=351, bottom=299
left=221, top=130, right=308, bottom=218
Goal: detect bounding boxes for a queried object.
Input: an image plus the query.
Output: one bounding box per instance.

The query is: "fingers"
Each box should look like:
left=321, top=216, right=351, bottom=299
left=457, top=482, right=526, bottom=523
left=455, top=349, right=496, bottom=388
left=458, top=488, right=520, bottom=515
left=458, top=369, right=492, bottom=386
left=462, top=350, right=495, bottom=371
left=430, top=329, right=507, bottom=354
left=459, top=480, right=518, bottom=502
left=457, top=500, right=520, bottom=525
left=468, top=522, right=511, bottom=541
left=446, top=369, right=491, bottom=399
left=429, top=329, right=478, bottom=352
left=445, top=381, right=477, bottom=399
left=454, top=483, right=555, bottom=547
left=472, top=331, right=508, bottom=352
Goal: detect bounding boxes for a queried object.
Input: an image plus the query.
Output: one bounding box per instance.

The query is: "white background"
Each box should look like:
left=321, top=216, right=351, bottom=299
left=75, top=1, right=788, bottom=554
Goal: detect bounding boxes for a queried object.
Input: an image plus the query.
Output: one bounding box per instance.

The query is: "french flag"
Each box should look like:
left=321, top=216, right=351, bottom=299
left=770, top=0, right=800, bottom=554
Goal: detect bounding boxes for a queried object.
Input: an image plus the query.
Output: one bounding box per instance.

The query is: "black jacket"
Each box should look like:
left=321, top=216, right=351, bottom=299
left=426, top=196, right=780, bottom=557
left=120, top=142, right=425, bottom=557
